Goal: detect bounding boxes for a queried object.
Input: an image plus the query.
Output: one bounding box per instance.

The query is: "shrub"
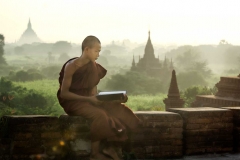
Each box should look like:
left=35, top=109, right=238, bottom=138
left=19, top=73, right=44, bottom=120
left=181, top=85, right=217, bottom=107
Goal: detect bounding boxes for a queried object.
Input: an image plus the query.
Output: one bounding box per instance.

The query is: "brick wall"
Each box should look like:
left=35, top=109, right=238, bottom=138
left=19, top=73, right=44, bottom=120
left=222, top=107, right=240, bottom=152
left=0, top=108, right=239, bottom=160
left=168, top=107, right=233, bottom=155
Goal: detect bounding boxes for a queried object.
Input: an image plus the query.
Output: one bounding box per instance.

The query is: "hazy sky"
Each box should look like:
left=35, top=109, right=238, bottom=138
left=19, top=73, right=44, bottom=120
left=1, top=0, right=240, bottom=45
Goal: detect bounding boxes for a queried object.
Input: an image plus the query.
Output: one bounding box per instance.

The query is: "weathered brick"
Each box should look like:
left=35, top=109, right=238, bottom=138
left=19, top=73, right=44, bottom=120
left=12, top=140, right=42, bottom=148
left=185, top=148, right=206, bottom=155
left=185, top=124, right=200, bottom=130
left=11, top=147, right=44, bottom=155
left=13, top=133, right=32, bottom=140
left=41, top=132, right=61, bottom=139
left=63, top=124, right=90, bottom=132
left=59, top=114, right=88, bottom=124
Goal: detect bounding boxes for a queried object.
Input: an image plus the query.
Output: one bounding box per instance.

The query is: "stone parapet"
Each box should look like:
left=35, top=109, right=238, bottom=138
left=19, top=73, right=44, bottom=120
left=222, top=107, right=240, bottom=152
left=191, top=95, right=240, bottom=107
left=0, top=115, right=63, bottom=160
left=0, top=109, right=238, bottom=159
left=59, top=114, right=91, bottom=159
left=132, top=111, right=183, bottom=159
left=168, top=107, right=233, bottom=155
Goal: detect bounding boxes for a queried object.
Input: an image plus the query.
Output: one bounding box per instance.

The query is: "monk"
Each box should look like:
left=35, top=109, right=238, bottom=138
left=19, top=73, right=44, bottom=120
left=57, top=35, right=141, bottom=160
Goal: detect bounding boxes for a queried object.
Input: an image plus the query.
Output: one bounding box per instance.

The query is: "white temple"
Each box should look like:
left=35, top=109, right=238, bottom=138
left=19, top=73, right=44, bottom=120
left=17, top=19, right=42, bottom=45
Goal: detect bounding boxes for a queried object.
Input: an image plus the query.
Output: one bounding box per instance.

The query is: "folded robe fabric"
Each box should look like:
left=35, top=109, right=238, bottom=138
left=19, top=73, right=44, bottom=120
left=57, top=57, right=140, bottom=142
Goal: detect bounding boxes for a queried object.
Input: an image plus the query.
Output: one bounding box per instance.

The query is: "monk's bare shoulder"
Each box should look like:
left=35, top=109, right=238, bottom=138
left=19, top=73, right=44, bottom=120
left=64, top=60, right=78, bottom=76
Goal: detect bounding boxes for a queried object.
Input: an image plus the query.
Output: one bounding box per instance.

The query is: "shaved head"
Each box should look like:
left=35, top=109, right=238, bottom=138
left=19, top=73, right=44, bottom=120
left=81, top=36, right=101, bottom=53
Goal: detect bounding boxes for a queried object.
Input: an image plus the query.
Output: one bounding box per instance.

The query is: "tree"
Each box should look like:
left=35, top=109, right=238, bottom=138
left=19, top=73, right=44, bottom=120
left=177, top=71, right=208, bottom=90
left=101, top=50, right=111, bottom=56
left=175, top=49, right=200, bottom=70
left=0, top=34, right=7, bottom=65
left=96, top=56, right=108, bottom=66
left=47, top=52, right=55, bottom=64
left=14, top=46, right=24, bottom=54
left=58, top=53, right=70, bottom=62
left=219, top=39, right=229, bottom=45
left=52, top=41, right=72, bottom=54
left=181, top=86, right=217, bottom=107
left=105, top=71, right=163, bottom=95
left=188, top=61, right=212, bottom=78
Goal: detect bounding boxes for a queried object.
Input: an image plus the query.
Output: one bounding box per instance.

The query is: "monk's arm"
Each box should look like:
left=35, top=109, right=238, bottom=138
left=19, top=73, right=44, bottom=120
left=92, top=86, right=98, bottom=95
left=60, top=63, right=89, bottom=101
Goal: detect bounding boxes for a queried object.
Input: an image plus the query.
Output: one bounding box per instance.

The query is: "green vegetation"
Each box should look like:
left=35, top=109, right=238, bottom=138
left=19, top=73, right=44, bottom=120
left=105, top=71, right=164, bottom=95
left=0, top=78, right=168, bottom=116
left=126, top=94, right=166, bottom=111
left=0, top=78, right=64, bottom=117
left=180, top=85, right=217, bottom=107
left=0, top=77, right=219, bottom=117
left=0, top=34, right=7, bottom=66
left=1, top=40, right=239, bottom=117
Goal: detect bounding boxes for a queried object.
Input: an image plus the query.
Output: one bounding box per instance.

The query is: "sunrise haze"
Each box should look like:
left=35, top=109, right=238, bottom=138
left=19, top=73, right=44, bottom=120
left=1, top=0, right=240, bottom=45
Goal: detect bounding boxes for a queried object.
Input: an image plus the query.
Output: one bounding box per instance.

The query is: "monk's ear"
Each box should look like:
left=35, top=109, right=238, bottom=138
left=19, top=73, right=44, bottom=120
left=84, top=46, right=89, bottom=53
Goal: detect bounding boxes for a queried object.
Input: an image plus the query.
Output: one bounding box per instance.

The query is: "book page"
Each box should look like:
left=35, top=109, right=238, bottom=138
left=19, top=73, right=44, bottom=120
left=98, top=91, right=126, bottom=95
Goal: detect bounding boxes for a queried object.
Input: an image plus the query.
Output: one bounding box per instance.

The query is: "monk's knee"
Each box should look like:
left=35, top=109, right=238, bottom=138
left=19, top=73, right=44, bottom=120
left=94, top=110, right=108, bottom=120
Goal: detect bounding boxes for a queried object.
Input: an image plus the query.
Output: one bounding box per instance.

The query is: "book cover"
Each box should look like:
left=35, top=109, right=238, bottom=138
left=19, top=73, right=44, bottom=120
left=96, top=91, right=126, bottom=101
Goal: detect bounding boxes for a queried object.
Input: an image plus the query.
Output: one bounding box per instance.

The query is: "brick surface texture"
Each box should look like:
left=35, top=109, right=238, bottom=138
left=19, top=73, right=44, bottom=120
left=1, top=108, right=239, bottom=159
left=168, top=107, right=233, bottom=155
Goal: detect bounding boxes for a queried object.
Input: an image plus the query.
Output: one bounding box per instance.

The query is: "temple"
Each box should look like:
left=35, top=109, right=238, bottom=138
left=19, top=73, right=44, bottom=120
left=17, top=19, right=42, bottom=45
left=192, top=73, right=240, bottom=107
left=131, top=31, right=173, bottom=77
left=163, top=70, right=185, bottom=110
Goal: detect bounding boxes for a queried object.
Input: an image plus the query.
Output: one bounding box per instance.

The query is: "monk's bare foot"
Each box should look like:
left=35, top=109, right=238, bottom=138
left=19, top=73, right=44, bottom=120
left=90, top=153, right=113, bottom=160
left=102, top=146, right=121, bottom=160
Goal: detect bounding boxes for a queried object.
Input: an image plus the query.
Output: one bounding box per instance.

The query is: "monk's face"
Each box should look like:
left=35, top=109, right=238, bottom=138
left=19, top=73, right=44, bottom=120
left=87, top=42, right=101, bottom=62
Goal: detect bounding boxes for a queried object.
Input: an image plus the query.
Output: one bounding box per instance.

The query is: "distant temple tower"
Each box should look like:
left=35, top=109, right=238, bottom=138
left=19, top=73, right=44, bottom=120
left=169, top=58, right=174, bottom=71
left=17, top=18, right=42, bottom=45
left=131, top=55, right=136, bottom=70
left=131, top=30, right=174, bottom=78
left=163, top=70, right=185, bottom=111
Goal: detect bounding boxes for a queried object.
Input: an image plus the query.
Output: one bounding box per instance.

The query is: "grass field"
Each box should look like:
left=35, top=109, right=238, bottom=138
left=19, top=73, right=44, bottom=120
left=13, top=79, right=166, bottom=116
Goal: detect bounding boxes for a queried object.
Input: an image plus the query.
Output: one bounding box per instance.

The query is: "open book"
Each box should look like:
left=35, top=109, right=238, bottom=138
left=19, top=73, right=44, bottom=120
left=96, top=91, right=126, bottom=101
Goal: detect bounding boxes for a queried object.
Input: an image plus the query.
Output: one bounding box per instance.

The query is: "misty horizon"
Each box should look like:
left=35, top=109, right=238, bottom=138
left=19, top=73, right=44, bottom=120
left=1, top=0, right=240, bottom=45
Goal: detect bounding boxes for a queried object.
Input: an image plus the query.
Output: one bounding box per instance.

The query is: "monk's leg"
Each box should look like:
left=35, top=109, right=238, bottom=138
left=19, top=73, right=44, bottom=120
left=102, top=102, right=142, bottom=131
left=66, top=102, right=121, bottom=159
left=102, top=141, right=122, bottom=160
left=90, top=140, right=113, bottom=160
left=102, top=102, right=142, bottom=154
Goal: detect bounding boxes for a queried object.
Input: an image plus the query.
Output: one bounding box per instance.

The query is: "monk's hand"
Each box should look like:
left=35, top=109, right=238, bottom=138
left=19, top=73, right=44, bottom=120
left=88, top=96, right=103, bottom=106
left=112, top=94, right=128, bottom=103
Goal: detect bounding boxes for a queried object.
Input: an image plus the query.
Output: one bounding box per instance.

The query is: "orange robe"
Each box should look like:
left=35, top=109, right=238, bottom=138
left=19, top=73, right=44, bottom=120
left=57, top=57, right=140, bottom=142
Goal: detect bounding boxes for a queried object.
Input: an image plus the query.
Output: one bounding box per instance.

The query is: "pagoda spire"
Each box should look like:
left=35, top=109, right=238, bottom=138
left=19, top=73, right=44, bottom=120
left=143, top=30, right=155, bottom=60
left=28, top=18, right=32, bottom=29
left=132, top=54, right=135, bottom=67
left=168, top=70, right=180, bottom=97
left=169, top=58, right=174, bottom=71
left=163, top=55, right=167, bottom=68
left=163, top=70, right=185, bottom=110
